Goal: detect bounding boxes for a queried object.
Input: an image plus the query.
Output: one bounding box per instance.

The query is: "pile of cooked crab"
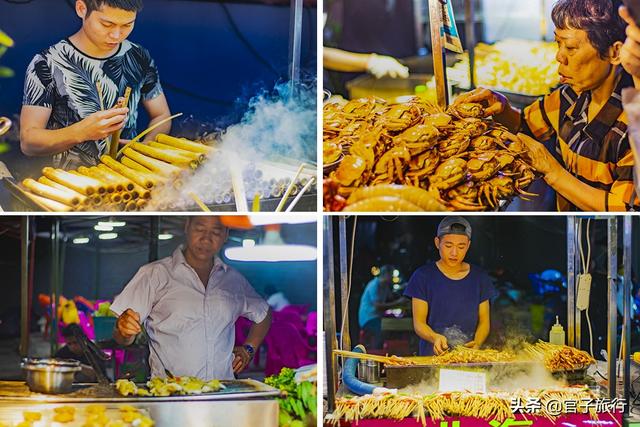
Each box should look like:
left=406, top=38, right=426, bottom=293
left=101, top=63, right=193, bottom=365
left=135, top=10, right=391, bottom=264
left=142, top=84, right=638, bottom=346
left=323, top=96, right=538, bottom=211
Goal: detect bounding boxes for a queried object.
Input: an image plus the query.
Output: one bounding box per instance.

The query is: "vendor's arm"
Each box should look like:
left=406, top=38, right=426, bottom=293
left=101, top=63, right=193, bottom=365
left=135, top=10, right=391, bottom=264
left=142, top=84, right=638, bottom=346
left=466, top=300, right=490, bottom=349
left=619, top=6, right=640, bottom=88
left=20, top=105, right=128, bottom=156
left=233, top=277, right=273, bottom=373
left=517, top=133, right=616, bottom=211
left=324, top=47, right=409, bottom=78
left=411, top=298, right=449, bottom=355
left=244, top=309, right=272, bottom=350
left=140, top=93, right=171, bottom=142
left=455, top=88, right=522, bottom=133
left=324, top=47, right=370, bottom=72
left=113, top=308, right=142, bottom=346
left=110, top=264, right=158, bottom=346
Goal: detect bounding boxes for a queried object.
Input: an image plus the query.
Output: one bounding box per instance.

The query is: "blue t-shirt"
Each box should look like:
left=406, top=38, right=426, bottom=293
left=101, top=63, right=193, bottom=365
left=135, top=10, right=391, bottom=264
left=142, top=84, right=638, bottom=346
left=358, top=277, right=384, bottom=328
left=403, top=262, right=497, bottom=356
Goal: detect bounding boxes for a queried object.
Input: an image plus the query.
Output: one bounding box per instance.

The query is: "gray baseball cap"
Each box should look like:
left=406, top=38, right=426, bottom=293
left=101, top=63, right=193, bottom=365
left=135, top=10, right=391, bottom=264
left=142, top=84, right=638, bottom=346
left=437, top=216, right=472, bottom=239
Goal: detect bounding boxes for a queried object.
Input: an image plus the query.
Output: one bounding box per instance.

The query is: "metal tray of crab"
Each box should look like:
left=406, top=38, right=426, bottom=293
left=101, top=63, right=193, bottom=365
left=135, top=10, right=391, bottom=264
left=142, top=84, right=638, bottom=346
left=322, top=96, right=539, bottom=211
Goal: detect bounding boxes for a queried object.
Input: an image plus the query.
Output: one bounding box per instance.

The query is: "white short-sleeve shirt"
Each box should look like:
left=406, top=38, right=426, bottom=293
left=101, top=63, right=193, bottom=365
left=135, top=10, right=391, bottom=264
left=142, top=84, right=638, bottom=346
left=111, top=245, right=269, bottom=380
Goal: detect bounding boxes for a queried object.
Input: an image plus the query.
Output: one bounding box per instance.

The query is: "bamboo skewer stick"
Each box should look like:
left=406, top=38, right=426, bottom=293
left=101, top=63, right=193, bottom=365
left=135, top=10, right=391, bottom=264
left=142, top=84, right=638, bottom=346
left=227, top=152, right=248, bottom=212
left=285, top=177, right=315, bottom=212
left=332, top=349, right=415, bottom=365
left=188, top=192, right=210, bottom=212
left=117, top=113, right=183, bottom=157
left=275, top=163, right=306, bottom=212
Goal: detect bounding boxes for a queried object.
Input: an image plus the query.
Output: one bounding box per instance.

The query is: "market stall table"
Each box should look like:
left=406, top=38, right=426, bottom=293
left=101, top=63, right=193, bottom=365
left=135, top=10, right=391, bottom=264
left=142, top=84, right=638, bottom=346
left=0, top=379, right=280, bottom=427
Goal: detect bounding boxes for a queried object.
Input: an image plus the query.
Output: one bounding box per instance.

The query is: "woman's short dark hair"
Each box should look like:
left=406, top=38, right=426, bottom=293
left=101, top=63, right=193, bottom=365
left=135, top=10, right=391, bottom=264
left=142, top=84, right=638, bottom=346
left=83, top=0, right=143, bottom=15
left=552, top=0, right=625, bottom=59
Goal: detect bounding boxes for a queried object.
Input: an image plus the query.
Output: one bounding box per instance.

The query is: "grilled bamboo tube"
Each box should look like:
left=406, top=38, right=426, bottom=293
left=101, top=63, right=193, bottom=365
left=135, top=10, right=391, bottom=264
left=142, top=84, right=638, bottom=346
left=36, top=176, right=93, bottom=206
left=148, top=141, right=205, bottom=162
left=27, top=193, right=74, bottom=212
left=130, top=142, right=197, bottom=169
left=124, top=200, right=137, bottom=211
left=121, top=156, right=153, bottom=173
left=70, top=170, right=114, bottom=193
left=156, top=134, right=213, bottom=154
left=95, top=165, right=135, bottom=191
left=109, top=193, right=122, bottom=204
left=135, top=199, right=147, bottom=210
left=100, top=156, right=155, bottom=189
left=108, top=86, right=131, bottom=158
left=131, top=182, right=150, bottom=199
left=22, top=178, right=80, bottom=207
left=42, top=167, right=104, bottom=196
left=122, top=147, right=182, bottom=176
left=79, top=166, right=124, bottom=193
left=121, top=191, right=132, bottom=202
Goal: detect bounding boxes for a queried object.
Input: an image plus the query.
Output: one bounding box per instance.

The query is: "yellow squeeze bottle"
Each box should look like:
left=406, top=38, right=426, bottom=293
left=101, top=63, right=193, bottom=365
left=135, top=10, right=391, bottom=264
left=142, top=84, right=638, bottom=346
left=549, top=316, right=565, bottom=345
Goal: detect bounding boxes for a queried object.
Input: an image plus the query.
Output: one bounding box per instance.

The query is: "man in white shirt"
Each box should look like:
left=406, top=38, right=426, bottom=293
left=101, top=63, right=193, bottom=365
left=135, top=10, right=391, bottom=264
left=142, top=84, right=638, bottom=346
left=111, top=216, right=272, bottom=380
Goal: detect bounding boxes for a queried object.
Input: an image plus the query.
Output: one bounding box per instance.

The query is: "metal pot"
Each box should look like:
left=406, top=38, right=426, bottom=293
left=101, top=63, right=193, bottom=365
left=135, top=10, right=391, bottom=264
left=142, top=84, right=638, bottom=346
left=357, top=359, right=381, bottom=383
left=21, top=358, right=81, bottom=394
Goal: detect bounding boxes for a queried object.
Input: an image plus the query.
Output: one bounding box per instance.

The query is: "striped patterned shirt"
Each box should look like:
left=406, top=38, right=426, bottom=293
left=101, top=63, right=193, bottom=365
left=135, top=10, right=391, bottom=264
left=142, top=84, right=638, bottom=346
left=522, top=67, right=638, bottom=211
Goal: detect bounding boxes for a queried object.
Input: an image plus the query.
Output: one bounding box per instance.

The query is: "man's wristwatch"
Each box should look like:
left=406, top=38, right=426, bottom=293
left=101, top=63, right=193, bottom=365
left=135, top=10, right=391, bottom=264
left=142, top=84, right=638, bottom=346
left=244, top=344, right=255, bottom=356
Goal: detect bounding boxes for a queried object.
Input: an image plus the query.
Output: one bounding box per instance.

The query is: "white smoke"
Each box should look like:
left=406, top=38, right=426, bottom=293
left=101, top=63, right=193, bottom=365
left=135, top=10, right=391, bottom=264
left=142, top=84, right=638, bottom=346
left=147, top=83, right=316, bottom=211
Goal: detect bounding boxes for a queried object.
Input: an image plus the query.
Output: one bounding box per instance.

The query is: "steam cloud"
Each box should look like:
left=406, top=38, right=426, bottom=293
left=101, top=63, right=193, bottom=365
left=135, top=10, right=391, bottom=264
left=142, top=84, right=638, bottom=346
left=147, top=83, right=317, bottom=211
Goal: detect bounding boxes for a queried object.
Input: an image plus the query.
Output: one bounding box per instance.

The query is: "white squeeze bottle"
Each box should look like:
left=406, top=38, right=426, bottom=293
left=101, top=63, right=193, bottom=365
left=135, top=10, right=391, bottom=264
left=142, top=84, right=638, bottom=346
left=549, top=316, right=565, bottom=345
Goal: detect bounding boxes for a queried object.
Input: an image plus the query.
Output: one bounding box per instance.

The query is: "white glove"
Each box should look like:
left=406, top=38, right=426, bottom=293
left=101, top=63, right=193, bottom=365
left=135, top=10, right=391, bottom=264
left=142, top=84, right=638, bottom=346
left=366, top=54, right=409, bottom=79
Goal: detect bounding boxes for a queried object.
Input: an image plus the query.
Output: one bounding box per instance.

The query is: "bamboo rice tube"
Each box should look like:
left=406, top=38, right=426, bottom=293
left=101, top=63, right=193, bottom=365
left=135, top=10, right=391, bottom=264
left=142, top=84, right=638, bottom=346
left=131, top=182, right=150, bottom=199
left=130, top=143, right=196, bottom=168
left=27, top=193, right=74, bottom=212
left=126, top=190, right=138, bottom=201
left=77, top=166, right=118, bottom=192
left=70, top=170, right=112, bottom=193
left=136, top=199, right=147, bottom=210
left=110, top=193, right=122, bottom=204
left=148, top=141, right=205, bottom=162
left=85, top=167, right=125, bottom=192
left=124, top=200, right=137, bottom=211
left=108, top=86, right=131, bottom=158
left=121, top=156, right=152, bottom=173
left=36, top=176, right=89, bottom=206
left=156, top=133, right=213, bottom=154
left=121, top=191, right=131, bottom=202
left=100, top=156, right=155, bottom=189
left=22, top=178, right=80, bottom=207
left=42, top=167, right=99, bottom=196
left=123, top=147, right=182, bottom=176
left=95, top=165, right=134, bottom=191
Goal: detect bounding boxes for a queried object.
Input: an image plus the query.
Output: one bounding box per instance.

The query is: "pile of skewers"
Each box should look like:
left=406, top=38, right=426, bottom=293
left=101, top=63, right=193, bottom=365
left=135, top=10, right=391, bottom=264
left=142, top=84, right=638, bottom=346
left=523, top=341, right=596, bottom=372
left=333, top=386, right=605, bottom=426
left=20, top=134, right=211, bottom=212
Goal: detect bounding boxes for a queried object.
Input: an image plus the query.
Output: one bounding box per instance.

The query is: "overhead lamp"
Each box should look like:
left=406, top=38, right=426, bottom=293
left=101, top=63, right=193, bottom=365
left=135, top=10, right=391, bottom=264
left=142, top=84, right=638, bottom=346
left=248, top=215, right=315, bottom=226
left=94, top=224, right=113, bottom=232
left=158, top=233, right=173, bottom=240
left=225, top=245, right=316, bottom=262
left=98, top=233, right=118, bottom=240
left=72, top=237, right=90, bottom=244
left=97, top=220, right=126, bottom=227
left=393, top=269, right=400, bottom=277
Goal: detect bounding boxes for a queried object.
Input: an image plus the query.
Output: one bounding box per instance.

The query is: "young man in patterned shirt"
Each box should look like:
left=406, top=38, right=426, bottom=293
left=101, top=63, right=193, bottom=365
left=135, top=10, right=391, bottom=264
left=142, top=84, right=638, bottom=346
left=20, top=0, right=172, bottom=169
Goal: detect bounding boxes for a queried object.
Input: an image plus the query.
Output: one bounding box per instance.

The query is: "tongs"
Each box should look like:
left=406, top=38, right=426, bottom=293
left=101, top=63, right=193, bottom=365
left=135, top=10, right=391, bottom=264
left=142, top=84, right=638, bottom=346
left=68, top=323, right=111, bottom=387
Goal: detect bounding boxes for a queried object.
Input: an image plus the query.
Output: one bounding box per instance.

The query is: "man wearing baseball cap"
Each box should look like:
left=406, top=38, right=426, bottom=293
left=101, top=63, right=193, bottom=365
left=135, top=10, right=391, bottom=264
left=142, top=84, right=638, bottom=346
left=404, top=217, right=497, bottom=356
